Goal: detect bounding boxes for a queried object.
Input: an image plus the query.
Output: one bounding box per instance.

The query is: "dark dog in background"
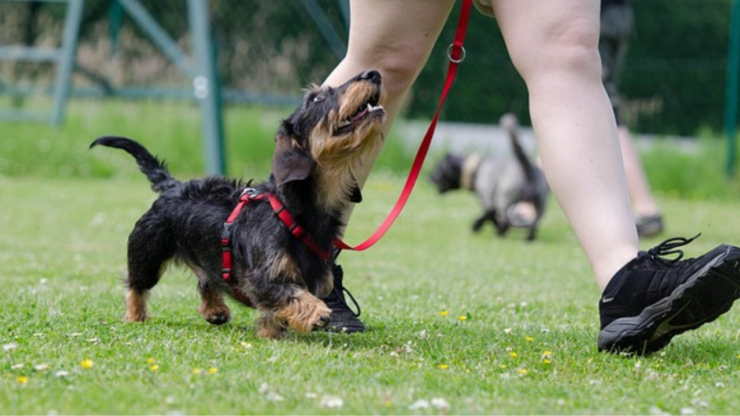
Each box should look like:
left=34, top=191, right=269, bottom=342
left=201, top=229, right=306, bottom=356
left=90, top=70, right=386, bottom=339
left=430, top=113, right=549, bottom=241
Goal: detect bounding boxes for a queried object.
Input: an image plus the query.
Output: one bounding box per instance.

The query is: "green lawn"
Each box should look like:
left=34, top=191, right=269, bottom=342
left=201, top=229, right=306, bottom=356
left=1, top=171, right=740, bottom=414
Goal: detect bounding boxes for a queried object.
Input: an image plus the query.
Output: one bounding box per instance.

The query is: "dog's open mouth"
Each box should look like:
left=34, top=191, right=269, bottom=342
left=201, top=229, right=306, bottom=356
left=335, top=90, right=384, bottom=135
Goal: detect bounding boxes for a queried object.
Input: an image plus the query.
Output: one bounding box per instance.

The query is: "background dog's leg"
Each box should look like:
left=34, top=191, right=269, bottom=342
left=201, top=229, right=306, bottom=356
left=194, top=268, right=231, bottom=325
left=471, top=213, right=488, bottom=233
left=494, top=213, right=510, bottom=237
left=124, top=211, right=175, bottom=322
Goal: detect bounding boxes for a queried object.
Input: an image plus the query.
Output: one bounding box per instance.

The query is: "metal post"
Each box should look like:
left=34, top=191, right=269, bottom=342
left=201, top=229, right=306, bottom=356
left=725, top=0, right=740, bottom=177
left=301, top=0, right=347, bottom=60
left=51, top=0, right=83, bottom=125
left=188, top=0, right=225, bottom=175
left=118, top=0, right=198, bottom=79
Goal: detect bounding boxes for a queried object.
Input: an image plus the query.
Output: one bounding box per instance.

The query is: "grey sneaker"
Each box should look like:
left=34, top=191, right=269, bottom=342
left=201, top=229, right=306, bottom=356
left=636, top=214, right=664, bottom=238
left=322, top=264, right=365, bottom=333
left=598, top=235, right=740, bottom=355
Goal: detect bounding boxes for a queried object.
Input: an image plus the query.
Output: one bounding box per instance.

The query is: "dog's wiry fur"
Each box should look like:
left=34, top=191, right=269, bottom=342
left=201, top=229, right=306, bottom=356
left=430, top=113, right=549, bottom=241
left=91, top=70, right=386, bottom=339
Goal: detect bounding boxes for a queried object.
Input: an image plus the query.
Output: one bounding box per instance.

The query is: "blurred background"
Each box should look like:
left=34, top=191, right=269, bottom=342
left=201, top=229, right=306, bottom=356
left=1, top=0, right=739, bottom=199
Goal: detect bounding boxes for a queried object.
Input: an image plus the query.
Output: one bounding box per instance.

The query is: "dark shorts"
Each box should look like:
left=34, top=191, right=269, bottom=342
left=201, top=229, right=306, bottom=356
left=600, top=3, right=634, bottom=123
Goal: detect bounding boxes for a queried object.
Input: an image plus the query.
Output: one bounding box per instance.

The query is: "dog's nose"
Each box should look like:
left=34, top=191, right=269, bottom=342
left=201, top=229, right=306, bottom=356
left=360, top=70, right=381, bottom=85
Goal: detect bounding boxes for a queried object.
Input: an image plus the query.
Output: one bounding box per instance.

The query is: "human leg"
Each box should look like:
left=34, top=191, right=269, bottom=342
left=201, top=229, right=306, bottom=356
left=321, top=0, right=456, bottom=332
left=618, top=126, right=661, bottom=219
left=492, top=0, right=638, bottom=290
left=599, top=4, right=663, bottom=237
left=323, top=0, right=456, bottom=191
left=492, top=0, right=740, bottom=354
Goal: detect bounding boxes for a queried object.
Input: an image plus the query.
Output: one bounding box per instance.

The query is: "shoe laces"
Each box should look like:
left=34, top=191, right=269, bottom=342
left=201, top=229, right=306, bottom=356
left=326, top=285, right=362, bottom=318
left=645, top=234, right=701, bottom=265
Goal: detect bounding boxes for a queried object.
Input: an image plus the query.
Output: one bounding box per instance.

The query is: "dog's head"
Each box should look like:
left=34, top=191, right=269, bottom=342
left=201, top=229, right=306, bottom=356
left=430, top=153, right=466, bottom=193
left=272, top=70, right=386, bottom=208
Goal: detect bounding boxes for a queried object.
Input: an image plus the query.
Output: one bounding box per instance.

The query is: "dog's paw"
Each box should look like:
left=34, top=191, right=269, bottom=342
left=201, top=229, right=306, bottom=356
left=198, top=304, right=232, bottom=326
left=312, top=313, right=332, bottom=330
left=256, top=315, right=286, bottom=339
left=123, top=310, right=150, bottom=322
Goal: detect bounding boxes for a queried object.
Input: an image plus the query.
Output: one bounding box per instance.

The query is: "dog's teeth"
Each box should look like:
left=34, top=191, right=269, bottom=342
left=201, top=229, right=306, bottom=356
left=339, top=120, right=350, bottom=127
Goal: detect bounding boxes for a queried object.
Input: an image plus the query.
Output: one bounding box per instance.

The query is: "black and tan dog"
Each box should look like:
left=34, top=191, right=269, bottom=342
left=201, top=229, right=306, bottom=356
left=430, top=114, right=549, bottom=241
left=91, top=70, right=385, bottom=339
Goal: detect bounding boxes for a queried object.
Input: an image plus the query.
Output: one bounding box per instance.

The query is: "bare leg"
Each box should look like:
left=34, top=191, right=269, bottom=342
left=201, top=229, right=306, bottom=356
left=492, top=0, right=638, bottom=289
left=618, top=126, right=660, bottom=218
left=323, top=0, right=456, bottom=228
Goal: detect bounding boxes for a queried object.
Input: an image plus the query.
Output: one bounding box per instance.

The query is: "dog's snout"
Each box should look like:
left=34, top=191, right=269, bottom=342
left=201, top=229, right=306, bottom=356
left=360, top=70, right=381, bottom=85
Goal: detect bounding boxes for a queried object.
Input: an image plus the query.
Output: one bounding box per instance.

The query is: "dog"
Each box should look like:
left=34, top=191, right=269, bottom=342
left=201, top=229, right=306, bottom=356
left=90, top=70, right=386, bottom=339
left=430, top=113, right=549, bottom=241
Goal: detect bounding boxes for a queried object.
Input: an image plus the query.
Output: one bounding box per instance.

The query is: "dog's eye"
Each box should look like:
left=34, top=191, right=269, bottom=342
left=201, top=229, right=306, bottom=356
left=312, top=95, right=325, bottom=104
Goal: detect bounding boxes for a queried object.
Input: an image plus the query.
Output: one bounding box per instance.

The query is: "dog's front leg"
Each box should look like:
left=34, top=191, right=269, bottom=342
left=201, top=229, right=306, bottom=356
left=254, top=286, right=332, bottom=338
left=273, top=288, right=332, bottom=334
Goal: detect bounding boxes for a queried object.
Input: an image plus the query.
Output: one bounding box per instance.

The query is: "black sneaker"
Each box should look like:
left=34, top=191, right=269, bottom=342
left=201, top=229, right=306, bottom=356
left=636, top=214, right=664, bottom=238
left=322, top=264, right=365, bottom=333
left=598, top=235, right=740, bottom=355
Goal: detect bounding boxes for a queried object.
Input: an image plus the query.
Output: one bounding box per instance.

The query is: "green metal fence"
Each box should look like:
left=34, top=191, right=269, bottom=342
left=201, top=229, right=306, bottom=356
left=1, top=0, right=739, bottom=174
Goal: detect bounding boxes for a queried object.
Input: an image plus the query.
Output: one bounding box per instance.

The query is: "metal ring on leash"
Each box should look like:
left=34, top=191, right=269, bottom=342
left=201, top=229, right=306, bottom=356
left=447, top=44, right=466, bottom=63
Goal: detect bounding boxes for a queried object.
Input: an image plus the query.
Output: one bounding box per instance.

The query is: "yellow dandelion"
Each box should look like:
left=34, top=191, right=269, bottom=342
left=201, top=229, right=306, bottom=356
left=542, top=350, right=552, bottom=358
left=150, top=365, right=160, bottom=372
left=438, top=364, right=449, bottom=370
left=439, top=310, right=449, bottom=317
left=544, top=359, right=552, bottom=365
left=587, top=357, right=594, bottom=364
left=192, top=368, right=202, bottom=375
left=17, top=376, right=28, bottom=384
left=501, top=364, right=507, bottom=369
left=458, top=315, right=467, bottom=321
left=525, top=336, right=534, bottom=342
left=208, top=367, right=218, bottom=374
left=737, top=354, right=740, bottom=360
left=518, top=369, right=528, bottom=375
left=81, top=359, right=94, bottom=369
left=146, top=357, right=156, bottom=364
left=509, top=351, right=517, bottom=359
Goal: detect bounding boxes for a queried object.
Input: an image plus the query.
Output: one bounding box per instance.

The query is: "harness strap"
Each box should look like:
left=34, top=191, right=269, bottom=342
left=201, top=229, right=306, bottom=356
left=221, top=189, right=333, bottom=284
left=267, top=194, right=331, bottom=261
left=335, top=0, right=472, bottom=252
left=221, top=190, right=265, bottom=281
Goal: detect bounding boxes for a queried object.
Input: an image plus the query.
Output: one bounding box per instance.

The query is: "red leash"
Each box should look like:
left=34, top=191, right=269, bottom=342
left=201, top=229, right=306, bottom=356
left=335, top=0, right=472, bottom=252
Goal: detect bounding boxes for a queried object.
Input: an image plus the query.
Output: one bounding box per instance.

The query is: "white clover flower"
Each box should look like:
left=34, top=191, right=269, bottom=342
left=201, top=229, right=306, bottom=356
left=431, top=398, right=450, bottom=410
left=320, top=395, right=343, bottom=408
left=409, top=399, right=430, bottom=410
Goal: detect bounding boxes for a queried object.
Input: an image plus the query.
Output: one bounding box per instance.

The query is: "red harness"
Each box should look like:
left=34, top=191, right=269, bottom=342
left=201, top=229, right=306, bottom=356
left=221, top=0, right=472, bottom=280
left=221, top=188, right=332, bottom=282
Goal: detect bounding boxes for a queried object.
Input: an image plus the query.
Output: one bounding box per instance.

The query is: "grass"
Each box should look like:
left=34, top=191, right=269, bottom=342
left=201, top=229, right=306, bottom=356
left=1, top=173, right=740, bottom=414
left=2, top=99, right=740, bottom=414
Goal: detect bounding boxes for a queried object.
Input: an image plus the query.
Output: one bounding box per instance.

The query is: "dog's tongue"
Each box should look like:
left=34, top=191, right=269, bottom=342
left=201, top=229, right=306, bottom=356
left=351, top=107, right=369, bottom=123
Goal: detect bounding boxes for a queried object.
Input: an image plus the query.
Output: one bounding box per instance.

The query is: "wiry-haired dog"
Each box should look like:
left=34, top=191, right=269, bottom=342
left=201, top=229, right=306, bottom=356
left=91, top=70, right=386, bottom=339
left=430, top=114, right=549, bottom=241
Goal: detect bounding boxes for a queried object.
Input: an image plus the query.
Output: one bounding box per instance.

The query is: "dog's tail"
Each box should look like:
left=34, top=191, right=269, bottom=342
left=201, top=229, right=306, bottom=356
left=90, top=136, right=179, bottom=193
left=500, top=113, right=537, bottom=183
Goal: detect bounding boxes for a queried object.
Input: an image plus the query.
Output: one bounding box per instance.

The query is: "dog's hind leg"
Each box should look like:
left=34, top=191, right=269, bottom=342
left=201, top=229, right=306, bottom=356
left=472, top=209, right=498, bottom=233
left=124, top=211, right=175, bottom=322
left=193, top=267, right=232, bottom=325
left=472, top=213, right=488, bottom=233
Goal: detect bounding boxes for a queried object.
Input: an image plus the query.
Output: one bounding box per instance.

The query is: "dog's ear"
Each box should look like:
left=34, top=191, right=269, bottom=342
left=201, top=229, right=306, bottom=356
left=272, top=132, right=315, bottom=187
